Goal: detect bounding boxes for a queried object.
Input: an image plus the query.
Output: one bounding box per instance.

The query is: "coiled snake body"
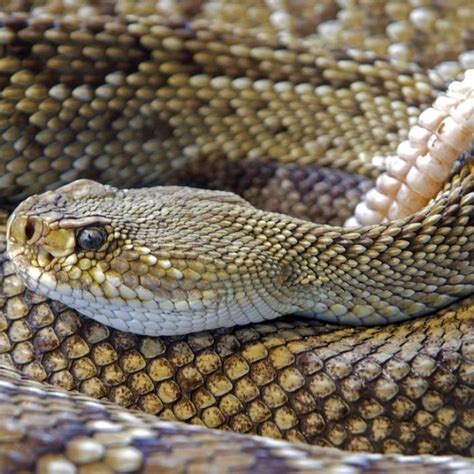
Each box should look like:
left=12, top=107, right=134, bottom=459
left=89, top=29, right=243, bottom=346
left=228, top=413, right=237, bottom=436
left=0, top=1, right=473, bottom=472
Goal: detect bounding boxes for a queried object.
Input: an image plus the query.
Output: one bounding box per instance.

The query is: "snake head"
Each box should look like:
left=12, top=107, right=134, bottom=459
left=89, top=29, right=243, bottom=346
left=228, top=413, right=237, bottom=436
left=6, top=179, right=115, bottom=310
left=7, top=179, right=113, bottom=259
left=6, top=179, right=296, bottom=336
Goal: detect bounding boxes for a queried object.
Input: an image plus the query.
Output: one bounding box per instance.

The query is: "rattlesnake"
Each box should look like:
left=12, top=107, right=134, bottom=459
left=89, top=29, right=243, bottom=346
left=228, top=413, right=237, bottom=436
left=0, top=1, right=473, bottom=472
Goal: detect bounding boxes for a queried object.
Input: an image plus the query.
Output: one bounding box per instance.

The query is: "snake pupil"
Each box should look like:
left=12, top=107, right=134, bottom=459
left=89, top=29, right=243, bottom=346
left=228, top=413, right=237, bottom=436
left=76, top=227, right=107, bottom=251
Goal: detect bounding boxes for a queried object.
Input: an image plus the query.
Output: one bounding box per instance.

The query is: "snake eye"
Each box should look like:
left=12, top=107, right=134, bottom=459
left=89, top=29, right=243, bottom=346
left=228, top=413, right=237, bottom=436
left=76, top=226, right=107, bottom=251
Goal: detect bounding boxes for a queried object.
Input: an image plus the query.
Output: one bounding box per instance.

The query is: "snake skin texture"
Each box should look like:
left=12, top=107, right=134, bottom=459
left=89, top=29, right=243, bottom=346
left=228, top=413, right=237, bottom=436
left=1, top=361, right=473, bottom=473
left=5, top=162, right=474, bottom=333
left=1, top=212, right=474, bottom=469
left=169, top=160, right=374, bottom=227
left=0, top=9, right=453, bottom=202
left=1, top=0, right=474, bottom=472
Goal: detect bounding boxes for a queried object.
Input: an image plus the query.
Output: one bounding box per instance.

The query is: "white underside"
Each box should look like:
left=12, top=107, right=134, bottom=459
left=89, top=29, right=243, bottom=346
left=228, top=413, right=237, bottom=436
left=18, top=264, right=297, bottom=336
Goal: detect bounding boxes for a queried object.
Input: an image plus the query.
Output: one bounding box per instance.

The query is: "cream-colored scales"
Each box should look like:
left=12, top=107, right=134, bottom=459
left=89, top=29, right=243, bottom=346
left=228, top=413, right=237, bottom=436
left=6, top=167, right=474, bottom=336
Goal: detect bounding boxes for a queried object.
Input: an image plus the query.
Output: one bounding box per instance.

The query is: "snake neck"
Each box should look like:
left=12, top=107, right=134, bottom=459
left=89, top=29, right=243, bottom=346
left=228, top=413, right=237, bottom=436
left=283, top=161, right=474, bottom=325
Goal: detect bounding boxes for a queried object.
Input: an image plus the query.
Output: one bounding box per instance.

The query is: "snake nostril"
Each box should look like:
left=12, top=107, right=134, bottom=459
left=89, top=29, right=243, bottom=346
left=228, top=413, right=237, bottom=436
left=6, top=214, right=37, bottom=245
left=25, top=218, right=35, bottom=241
left=23, top=216, right=43, bottom=244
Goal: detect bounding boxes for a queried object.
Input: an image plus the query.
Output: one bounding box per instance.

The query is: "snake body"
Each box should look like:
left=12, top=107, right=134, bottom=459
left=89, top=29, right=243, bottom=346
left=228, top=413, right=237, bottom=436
left=5, top=165, right=474, bottom=335
left=1, top=1, right=474, bottom=472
